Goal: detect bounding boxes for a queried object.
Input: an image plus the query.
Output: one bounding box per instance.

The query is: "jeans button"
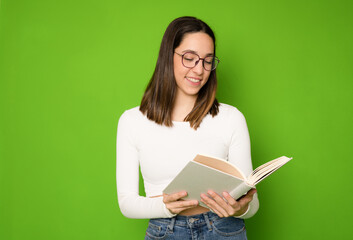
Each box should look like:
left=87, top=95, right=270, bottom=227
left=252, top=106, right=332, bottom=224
left=189, top=218, right=199, bottom=224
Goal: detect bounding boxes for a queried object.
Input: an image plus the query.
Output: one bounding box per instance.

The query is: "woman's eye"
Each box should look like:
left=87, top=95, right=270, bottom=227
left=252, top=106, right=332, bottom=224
left=204, top=57, right=214, bottom=65
left=184, top=58, right=194, bottom=61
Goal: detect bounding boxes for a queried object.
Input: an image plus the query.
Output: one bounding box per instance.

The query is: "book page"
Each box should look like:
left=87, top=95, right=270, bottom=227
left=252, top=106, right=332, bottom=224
left=193, top=154, right=246, bottom=180
left=248, top=156, right=292, bottom=185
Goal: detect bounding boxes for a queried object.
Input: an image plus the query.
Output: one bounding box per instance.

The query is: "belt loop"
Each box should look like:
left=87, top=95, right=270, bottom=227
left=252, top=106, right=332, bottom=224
left=203, top=213, right=213, bottom=231
left=167, top=217, right=176, bottom=233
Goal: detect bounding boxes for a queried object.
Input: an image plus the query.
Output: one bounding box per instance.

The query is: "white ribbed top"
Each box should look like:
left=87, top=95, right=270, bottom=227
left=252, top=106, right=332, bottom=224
left=116, top=103, right=259, bottom=219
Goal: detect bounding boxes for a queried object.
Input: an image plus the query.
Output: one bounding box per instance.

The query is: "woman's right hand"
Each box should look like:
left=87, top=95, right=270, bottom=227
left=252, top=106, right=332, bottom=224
left=163, top=191, right=198, bottom=214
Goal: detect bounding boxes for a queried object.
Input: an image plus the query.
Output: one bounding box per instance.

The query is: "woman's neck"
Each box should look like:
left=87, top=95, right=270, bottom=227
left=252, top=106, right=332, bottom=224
left=172, top=91, right=197, bottom=122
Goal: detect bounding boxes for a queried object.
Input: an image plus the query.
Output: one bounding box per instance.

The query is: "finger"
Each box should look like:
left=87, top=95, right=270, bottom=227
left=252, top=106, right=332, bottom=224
left=201, top=193, right=228, bottom=217
left=222, top=192, right=236, bottom=206
left=163, top=191, right=187, bottom=203
left=221, top=192, right=243, bottom=214
left=248, top=188, right=257, bottom=196
left=200, top=197, right=224, bottom=217
left=171, top=204, right=200, bottom=214
left=166, top=199, right=198, bottom=209
left=166, top=200, right=198, bottom=214
left=207, top=191, right=234, bottom=215
left=238, top=189, right=257, bottom=205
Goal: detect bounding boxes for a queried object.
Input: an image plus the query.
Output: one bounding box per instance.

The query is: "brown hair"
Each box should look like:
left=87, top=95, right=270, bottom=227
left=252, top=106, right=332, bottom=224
left=140, top=16, right=219, bottom=130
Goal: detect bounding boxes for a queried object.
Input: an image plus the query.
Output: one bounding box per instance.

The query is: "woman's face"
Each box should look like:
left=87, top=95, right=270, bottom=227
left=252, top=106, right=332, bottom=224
left=173, top=32, right=214, bottom=99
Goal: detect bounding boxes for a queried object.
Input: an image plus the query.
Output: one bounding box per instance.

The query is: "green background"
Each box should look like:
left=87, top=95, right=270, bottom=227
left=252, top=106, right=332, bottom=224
left=1, top=0, right=352, bottom=239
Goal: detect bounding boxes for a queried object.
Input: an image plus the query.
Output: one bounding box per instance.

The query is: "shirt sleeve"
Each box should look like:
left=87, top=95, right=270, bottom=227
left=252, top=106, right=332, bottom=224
left=116, top=111, right=176, bottom=219
left=227, top=109, right=259, bottom=219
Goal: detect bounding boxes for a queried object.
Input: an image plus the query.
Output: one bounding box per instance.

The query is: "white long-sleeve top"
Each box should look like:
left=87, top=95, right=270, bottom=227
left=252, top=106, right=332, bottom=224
left=116, top=103, right=259, bottom=219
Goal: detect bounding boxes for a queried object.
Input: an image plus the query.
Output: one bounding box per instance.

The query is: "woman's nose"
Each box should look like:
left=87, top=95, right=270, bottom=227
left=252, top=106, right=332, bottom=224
left=192, top=60, right=204, bottom=75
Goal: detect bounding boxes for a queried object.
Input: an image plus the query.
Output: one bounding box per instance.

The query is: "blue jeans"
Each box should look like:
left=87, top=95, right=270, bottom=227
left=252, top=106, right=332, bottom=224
left=145, top=211, right=247, bottom=240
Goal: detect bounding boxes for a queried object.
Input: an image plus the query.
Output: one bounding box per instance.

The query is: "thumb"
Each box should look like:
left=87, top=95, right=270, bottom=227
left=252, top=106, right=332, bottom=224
left=239, top=189, right=257, bottom=204
left=249, top=188, right=257, bottom=196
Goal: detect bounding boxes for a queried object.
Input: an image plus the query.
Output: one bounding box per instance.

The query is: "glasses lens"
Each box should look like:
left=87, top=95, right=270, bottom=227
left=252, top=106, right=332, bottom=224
left=181, top=52, right=219, bottom=71
left=203, top=56, right=216, bottom=71
left=182, top=53, right=198, bottom=68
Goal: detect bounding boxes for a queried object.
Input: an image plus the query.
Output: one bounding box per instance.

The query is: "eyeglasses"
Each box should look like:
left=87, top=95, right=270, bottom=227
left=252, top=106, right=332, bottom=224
left=174, top=52, right=220, bottom=71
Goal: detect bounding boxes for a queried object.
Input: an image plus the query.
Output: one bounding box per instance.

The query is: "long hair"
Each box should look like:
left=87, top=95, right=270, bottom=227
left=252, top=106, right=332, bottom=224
left=140, top=16, right=219, bottom=130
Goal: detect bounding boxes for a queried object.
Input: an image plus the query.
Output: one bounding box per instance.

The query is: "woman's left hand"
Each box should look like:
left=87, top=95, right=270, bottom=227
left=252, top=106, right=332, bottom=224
left=200, top=188, right=257, bottom=217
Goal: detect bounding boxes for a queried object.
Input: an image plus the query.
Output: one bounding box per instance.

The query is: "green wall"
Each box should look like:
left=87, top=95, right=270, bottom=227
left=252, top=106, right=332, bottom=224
left=1, top=0, right=352, bottom=239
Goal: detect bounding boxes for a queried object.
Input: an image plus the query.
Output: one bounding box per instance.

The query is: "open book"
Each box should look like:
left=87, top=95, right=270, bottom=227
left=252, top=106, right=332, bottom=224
left=163, top=154, right=292, bottom=207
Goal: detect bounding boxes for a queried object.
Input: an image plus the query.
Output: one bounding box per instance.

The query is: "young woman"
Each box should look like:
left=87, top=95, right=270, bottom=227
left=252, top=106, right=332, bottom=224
left=116, top=16, right=259, bottom=239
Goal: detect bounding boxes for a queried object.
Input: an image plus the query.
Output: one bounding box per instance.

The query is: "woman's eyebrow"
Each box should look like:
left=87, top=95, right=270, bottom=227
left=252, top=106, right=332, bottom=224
left=181, top=49, right=197, bottom=54
left=181, top=49, right=215, bottom=56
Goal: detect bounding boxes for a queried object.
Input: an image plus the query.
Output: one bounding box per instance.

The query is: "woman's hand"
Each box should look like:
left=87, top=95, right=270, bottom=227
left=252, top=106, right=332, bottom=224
left=200, top=189, right=257, bottom=217
left=163, top=191, right=199, bottom=215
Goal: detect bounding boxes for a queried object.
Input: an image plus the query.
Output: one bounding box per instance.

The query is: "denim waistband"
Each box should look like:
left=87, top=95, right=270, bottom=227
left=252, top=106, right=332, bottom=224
left=175, top=211, right=220, bottom=222
left=149, top=211, right=221, bottom=231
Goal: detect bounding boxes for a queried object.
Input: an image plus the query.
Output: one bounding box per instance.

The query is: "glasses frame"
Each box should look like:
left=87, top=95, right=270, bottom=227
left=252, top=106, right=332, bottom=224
left=174, top=51, right=220, bottom=71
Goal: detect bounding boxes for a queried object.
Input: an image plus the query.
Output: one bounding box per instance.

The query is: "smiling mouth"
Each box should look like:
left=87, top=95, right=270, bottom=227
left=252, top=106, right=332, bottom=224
left=185, top=77, right=201, bottom=83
